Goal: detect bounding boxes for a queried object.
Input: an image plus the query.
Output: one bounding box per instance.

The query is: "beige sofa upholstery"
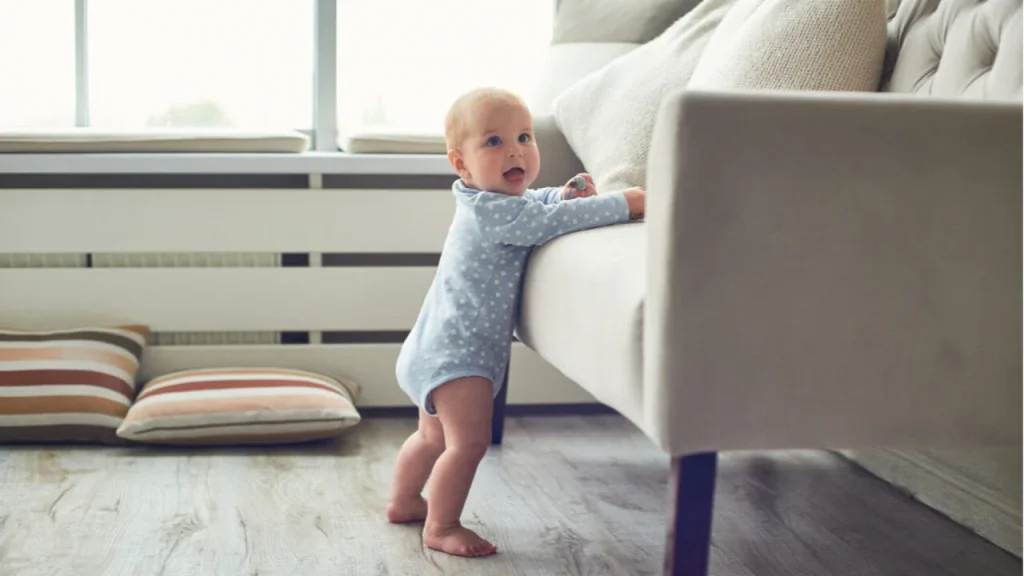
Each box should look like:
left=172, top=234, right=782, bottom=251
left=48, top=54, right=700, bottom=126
left=641, top=89, right=1019, bottom=453
left=518, top=0, right=1021, bottom=458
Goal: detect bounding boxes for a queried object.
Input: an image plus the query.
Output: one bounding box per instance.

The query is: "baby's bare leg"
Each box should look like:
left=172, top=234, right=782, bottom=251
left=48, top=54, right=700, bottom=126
left=424, top=376, right=497, bottom=557
left=386, top=409, right=445, bottom=523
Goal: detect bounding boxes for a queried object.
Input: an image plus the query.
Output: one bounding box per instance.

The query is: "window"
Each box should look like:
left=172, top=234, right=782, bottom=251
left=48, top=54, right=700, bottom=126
left=0, top=0, right=554, bottom=149
left=0, top=1, right=75, bottom=128
left=87, top=0, right=313, bottom=130
left=336, top=0, right=553, bottom=135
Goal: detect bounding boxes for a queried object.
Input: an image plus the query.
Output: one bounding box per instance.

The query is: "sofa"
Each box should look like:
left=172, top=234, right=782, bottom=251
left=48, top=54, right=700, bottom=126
left=500, top=0, right=1022, bottom=574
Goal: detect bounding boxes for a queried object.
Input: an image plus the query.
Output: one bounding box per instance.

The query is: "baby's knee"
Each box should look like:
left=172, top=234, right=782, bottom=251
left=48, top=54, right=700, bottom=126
left=417, top=428, right=446, bottom=454
left=448, top=434, right=490, bottom=463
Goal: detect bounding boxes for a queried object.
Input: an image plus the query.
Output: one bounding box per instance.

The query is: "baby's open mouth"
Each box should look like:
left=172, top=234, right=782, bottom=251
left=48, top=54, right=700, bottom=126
left=503, top=167, right=525, bottom=182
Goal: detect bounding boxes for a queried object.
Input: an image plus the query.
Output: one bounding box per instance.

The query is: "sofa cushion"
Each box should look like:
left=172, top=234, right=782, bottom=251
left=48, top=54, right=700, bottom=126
left=552, top=0, right=703, bottom=44
left=0, top=128, right=310, bottom=153
left=0, top=325, right=149, bottom=444
left=883, top=0, right=1022, bottom=100
left=529, top=42, right=639, bottom=117
left=687, top=0, right=887, bottom=92
left=516, top=222, right=646, bottom=427
left=552, top=0, right=735, bottom=194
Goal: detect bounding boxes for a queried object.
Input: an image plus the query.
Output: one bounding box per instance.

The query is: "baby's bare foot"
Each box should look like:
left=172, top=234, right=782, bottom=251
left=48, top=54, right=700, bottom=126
left=386, top=496, right=428, bottom=523
left=424, top=523, right=497, bottom=557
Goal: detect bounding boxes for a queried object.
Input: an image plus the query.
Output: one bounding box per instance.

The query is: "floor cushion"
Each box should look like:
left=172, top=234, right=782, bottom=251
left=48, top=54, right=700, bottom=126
left=117, top=367, right=361, bottom=445
left=0, top=325, right=149, bottom=444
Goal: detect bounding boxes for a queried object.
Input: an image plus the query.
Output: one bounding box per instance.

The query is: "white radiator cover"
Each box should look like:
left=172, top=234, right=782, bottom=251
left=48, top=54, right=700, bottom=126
left=91, top=252, right=279, bottom=268
left=2, top=251, right=280, bottom=345
left=0, top=185, right=595, bottom=407
left=0, top=253, right=87, bottom=268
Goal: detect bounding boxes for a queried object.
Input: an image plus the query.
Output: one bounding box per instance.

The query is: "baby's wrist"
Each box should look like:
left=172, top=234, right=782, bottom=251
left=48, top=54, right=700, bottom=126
left=610, top=192, right=632, bottom=220
left=621, top=191, right=643, bottom=220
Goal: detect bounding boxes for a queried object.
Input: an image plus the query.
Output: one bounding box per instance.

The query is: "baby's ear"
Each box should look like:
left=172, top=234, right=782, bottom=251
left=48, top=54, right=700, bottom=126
left=448, top=149, right=469, bottom=179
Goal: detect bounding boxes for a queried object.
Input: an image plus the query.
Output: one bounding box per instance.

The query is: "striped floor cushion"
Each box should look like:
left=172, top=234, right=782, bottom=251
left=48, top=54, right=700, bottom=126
left=117, top=368, right=362, bottom=445
left=0, top=325, right=149, bottom=444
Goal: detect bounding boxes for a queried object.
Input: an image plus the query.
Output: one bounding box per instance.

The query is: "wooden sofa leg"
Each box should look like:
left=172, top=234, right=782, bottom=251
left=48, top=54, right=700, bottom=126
left=665, top=452, right=718, bottom=576
left=491, top=364, right=509, bottom=445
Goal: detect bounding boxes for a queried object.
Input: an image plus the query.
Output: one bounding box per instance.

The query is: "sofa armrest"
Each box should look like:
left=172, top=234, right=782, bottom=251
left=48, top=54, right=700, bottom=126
left=643, top=89, right=1022, bottom=456
left=533, top=115, right=586, bottom=188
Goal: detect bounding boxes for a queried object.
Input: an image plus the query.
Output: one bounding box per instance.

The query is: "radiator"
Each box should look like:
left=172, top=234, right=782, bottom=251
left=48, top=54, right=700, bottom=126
left=1, top=251, right=281, bottom=345
left=0, top=253, right=87, bottom=268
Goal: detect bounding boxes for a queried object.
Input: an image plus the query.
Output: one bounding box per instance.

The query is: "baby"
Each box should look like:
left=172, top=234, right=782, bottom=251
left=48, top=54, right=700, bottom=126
left=387, top=87, right=645, bottom=557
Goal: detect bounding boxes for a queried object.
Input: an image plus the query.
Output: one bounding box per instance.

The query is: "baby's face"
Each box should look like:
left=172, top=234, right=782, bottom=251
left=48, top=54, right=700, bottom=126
left=453, top=100, right=539, bottom=196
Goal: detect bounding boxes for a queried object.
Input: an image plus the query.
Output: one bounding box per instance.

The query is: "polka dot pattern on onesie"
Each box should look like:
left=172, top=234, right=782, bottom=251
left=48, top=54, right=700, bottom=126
left=395, top=179, right=630, bottom=415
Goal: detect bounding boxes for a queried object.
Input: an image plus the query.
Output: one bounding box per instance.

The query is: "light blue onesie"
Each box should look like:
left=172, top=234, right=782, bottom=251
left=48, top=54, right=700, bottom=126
left=396, top=178, right=631, bottom=415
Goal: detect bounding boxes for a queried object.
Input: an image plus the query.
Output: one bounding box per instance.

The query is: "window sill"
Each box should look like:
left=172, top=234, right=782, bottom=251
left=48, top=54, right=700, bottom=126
left=0, top=151, right=454, bottom=176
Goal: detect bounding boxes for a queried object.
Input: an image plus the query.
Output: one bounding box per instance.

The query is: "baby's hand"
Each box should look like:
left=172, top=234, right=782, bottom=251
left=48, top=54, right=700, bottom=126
left=622, top=187, right=645, bottom=220
left=562, top=173, right=597, bottom=200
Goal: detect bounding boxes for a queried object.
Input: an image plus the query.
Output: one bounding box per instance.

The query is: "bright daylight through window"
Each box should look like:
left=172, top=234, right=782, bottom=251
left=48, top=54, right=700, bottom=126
left=0, top=1, right=75, bottom=128
left=0, top=0, right=554, bottom=149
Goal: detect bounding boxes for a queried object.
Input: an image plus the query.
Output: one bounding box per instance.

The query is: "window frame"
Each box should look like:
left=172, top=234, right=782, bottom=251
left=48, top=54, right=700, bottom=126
left=48, top=0, right=556, bottom=155
left=71, top=0, right=337, bottom=150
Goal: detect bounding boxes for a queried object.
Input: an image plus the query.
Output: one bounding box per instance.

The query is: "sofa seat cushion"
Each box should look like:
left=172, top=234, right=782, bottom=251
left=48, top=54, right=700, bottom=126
left=0, top=129, right=310, bottom=153
left=516, top=221, right=646, bottom=426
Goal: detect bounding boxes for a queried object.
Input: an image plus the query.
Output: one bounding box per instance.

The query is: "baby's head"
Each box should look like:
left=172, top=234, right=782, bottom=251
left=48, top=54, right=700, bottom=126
left=445, top=87, right=539, bottom=196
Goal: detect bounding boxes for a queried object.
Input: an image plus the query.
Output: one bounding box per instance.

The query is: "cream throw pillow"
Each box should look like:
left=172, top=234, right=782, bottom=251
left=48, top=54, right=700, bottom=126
left=688, top=0, right=888, bottom=92
left=552, top=0, right=736, bottom=194
left=554, top=0, right=887, bottom=195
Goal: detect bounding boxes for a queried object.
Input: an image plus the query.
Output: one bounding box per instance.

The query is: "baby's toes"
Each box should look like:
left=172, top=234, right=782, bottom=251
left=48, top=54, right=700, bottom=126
left=475, top=540, right=497, bottom=556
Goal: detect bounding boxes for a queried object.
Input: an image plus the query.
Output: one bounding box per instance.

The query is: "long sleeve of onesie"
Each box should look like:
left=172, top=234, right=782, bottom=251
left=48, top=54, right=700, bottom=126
left=522, top=186, right=564, bottom=205
left=470, top=191, right=630, bottom=247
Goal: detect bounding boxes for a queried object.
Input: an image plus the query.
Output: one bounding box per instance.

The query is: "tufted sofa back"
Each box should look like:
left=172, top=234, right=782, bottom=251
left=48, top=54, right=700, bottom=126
left=881, top=0, right=1022, bottom=100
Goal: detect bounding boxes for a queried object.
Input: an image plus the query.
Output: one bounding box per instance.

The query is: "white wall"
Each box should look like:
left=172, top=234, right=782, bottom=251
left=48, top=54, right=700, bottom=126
left=846, top=448, right=1021, bottom=557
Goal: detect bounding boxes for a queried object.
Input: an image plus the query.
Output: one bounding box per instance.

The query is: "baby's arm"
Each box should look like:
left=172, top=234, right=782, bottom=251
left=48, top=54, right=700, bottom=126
left=522, top=186, right=564, bottom=205
left=474, top=191, right=634, bottom=247
left=523, top=173, right=597, bottom=205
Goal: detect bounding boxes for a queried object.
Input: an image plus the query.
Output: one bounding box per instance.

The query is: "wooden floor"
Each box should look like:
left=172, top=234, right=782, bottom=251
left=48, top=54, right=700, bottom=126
left=0, top=415, right=1018, bottom=576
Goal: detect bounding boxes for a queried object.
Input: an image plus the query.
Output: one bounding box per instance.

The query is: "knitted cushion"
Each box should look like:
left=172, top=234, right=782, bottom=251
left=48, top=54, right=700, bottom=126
left=552, top=0, right=735, bottom=194
left=687, top=0, right=887, bottom=92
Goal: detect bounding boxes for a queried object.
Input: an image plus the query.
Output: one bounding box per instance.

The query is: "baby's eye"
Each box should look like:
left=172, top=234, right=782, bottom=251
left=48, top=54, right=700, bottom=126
left=486, top=136, right=502, bottom=146
left=518, top=133, right=532, bottom=143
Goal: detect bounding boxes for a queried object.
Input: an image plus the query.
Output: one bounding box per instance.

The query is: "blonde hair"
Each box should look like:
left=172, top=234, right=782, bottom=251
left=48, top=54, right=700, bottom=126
left=444, top=87, right=527, bottom=151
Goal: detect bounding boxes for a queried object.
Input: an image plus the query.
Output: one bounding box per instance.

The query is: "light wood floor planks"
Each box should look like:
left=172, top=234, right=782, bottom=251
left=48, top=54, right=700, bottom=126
left=0, top=415, right=1019, bottom=576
